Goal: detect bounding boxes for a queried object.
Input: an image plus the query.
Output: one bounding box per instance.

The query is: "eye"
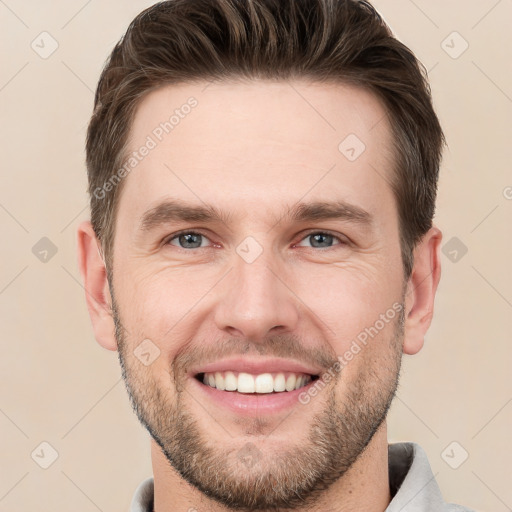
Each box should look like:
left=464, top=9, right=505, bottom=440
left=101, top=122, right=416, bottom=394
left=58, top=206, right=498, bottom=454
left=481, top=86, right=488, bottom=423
left=295, top=231, right=346, bottom=249
left=167, top=231, right=212, bottom=249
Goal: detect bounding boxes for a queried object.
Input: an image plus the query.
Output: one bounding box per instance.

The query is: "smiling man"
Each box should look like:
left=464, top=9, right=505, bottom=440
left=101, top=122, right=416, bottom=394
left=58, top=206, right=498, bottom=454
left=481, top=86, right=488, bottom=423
left=77, top=1, right=473, bottom=511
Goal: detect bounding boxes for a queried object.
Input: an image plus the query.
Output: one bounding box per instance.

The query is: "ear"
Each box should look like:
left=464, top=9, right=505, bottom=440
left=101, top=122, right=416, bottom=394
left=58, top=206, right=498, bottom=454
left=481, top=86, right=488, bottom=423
left=76, top=220, right=118, bottom=351
left=403, top=226, right=442, bottom=355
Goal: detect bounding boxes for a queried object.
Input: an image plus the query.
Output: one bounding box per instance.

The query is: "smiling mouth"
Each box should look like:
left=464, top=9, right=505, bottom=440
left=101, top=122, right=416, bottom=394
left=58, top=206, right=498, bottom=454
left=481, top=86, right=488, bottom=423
left=195, top=371, right=320, bottom=394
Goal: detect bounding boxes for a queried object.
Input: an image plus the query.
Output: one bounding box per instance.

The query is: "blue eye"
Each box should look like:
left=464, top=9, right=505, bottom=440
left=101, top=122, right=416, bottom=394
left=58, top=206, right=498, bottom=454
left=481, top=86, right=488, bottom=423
left=168, top=232, right=210, bottom=249
left=296, top=232, right=344, bottom=249
left=166, top=230, right=346, bottom=250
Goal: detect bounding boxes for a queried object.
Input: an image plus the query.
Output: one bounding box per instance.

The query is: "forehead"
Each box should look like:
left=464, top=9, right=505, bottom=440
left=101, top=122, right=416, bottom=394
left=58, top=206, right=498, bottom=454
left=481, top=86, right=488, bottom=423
left=118, top=79, right=395, bottom=229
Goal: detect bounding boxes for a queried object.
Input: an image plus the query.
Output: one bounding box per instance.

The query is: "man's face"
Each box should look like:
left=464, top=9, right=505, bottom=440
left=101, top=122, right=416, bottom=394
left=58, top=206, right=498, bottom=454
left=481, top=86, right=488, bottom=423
left=111, top=80, right=406, bottom=509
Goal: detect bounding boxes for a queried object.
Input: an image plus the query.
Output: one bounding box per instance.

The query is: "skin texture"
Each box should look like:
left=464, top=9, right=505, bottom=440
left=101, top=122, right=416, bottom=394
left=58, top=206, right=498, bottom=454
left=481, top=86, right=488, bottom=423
left=78, top=79, right=442, bottom=512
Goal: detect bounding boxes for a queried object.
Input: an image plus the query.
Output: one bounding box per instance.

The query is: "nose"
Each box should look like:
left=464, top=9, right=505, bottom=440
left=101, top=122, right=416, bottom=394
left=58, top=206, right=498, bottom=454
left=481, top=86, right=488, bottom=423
left=213, top=250, right=300, bottom=340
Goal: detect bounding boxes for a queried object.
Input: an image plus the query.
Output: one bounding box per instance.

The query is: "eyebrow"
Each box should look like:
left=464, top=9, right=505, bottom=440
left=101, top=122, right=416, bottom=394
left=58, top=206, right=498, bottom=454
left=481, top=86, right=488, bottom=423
left=138, top=198, right=373, bottom=232
left=289, top=201, right=372, bottom=225
left=139, top=200, right=232, bottom=231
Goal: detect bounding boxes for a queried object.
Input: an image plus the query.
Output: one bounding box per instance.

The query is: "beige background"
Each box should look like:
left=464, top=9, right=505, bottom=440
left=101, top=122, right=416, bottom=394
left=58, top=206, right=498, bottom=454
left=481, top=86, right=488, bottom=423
left=1, top=0, right=511, bottom=511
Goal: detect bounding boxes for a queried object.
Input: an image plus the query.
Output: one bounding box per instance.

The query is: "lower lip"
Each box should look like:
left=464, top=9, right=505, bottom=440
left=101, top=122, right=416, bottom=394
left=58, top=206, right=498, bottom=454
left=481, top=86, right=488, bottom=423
left=190, top=377, right=318, bottom=415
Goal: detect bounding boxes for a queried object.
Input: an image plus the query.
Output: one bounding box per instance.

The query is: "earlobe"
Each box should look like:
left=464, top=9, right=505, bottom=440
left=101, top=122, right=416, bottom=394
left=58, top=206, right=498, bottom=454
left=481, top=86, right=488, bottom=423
left=402, top=226, right=442, bottom=355
left=76, top=220, right=118, bottom=352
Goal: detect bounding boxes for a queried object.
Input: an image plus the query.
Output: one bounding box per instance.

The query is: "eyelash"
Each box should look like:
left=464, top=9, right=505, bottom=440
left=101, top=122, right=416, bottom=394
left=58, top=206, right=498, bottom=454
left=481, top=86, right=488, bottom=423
left=295, top=230, right=348, bottom=248
left=164, top=229, right=348, bottom=250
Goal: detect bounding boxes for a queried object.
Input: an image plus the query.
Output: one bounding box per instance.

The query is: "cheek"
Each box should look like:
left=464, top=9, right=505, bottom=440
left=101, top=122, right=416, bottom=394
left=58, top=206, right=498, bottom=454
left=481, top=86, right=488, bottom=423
left=292, top=260, right=402, bottom=345
left=330, top=309, right=403, bottom=399
left=114, top=263, right=218, bottom=348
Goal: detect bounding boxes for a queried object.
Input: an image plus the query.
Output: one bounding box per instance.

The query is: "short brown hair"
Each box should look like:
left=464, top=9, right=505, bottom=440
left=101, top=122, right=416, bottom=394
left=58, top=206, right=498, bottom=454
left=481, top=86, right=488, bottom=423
left=86, top=0, right=444, bottom=278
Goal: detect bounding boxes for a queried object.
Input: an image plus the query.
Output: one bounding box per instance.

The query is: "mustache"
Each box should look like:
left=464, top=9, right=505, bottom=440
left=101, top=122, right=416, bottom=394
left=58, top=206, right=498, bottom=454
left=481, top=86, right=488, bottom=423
left=172, top=333, right=340, bottom=377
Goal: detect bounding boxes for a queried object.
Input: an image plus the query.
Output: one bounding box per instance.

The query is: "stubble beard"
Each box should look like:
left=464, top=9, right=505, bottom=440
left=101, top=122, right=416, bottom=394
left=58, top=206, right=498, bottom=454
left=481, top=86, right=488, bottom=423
left=112, top=294, right=404, bottom=511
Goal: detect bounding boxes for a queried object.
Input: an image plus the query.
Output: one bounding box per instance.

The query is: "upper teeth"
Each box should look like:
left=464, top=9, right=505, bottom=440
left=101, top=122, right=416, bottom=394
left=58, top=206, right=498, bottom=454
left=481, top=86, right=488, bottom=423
left=202, top=371, right=312, bottom=393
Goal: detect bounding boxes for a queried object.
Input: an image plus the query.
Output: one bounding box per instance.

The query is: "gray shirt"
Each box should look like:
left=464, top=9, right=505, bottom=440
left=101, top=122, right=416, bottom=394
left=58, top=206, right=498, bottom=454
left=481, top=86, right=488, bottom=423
left=130, top=442, right=475, bottom=511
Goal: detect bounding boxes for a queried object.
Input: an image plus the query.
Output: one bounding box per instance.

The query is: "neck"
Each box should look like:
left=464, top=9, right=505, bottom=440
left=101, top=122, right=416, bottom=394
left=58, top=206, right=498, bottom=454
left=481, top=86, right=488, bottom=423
left=151, top=421, right=391, bottom=512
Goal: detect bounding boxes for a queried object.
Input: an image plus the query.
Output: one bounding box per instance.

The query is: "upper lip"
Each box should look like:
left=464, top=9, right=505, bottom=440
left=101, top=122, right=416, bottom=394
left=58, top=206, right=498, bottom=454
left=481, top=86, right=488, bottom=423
left=190, top=357, right=322, bottom=377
